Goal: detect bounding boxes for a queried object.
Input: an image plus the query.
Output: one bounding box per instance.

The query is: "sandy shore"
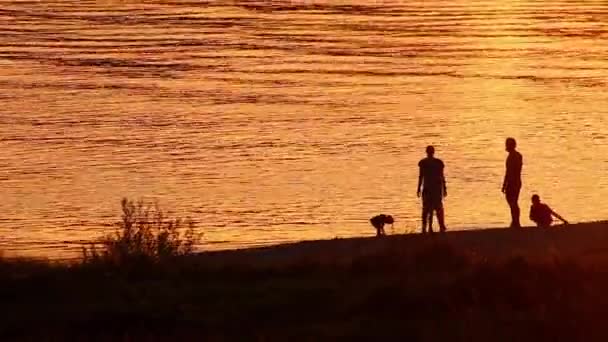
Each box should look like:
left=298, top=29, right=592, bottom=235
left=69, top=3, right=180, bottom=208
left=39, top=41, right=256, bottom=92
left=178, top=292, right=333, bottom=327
left=197, top=221, right=608, bottom=268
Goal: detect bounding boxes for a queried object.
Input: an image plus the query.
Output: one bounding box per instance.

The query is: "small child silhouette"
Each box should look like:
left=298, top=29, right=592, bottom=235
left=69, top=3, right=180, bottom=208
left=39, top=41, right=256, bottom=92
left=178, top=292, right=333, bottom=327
left=529, top=194, right=569, bottom=228
left=370, top=214, right=394, bottom=237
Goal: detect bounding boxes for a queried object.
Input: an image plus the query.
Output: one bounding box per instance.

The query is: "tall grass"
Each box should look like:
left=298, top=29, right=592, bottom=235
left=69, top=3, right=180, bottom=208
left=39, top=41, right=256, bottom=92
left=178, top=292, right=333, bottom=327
left=83, top=198, right=201, bottom=264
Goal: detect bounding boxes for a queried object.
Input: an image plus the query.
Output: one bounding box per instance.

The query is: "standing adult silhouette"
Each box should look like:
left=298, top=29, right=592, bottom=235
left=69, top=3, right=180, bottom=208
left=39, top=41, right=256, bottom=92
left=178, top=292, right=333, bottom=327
left=417, top=145, right=447, bottom=233
left=502, top=137, right=523, bottom=228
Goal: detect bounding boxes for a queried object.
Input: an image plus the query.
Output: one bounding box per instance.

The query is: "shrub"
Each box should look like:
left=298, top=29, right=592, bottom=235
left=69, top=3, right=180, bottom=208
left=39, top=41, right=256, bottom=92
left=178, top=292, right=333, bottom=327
left=83, top=198, right=202, bottom=264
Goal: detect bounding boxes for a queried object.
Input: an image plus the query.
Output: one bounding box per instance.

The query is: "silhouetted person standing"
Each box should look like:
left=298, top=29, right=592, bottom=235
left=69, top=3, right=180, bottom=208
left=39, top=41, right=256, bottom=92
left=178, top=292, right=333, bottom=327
left=417, top=145, right=447, bottom=233
left=502, top=137, right=523, bottom=228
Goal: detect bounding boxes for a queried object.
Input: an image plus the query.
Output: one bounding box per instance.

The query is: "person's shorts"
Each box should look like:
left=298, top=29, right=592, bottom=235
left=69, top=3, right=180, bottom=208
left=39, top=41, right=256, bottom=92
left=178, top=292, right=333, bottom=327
left=422, top=190, right=443, bottom=209
left=505, top=186, right=521, bottom=203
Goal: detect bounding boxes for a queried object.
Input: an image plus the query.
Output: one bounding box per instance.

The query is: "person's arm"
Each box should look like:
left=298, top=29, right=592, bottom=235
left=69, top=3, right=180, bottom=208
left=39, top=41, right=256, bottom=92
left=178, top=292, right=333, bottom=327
left=502, top=157, right=509, bottom=193
left=417, top=166, right=423, bottom=198
left=551, top=210, right=569, bottom=224
left=441, top=164, right=447, bottom=198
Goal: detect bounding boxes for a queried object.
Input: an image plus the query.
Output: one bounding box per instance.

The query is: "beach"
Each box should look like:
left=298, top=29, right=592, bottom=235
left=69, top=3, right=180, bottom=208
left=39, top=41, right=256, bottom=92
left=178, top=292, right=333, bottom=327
left=3, top=221, right=608, bottom=340
left=2, top=0, right=607, bottom=339
left=198, top=221, right=608, bottom=266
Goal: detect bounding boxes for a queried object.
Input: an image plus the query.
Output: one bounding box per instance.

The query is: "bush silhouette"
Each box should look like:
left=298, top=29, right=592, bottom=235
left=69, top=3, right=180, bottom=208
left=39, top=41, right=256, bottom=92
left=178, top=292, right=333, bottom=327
left=83, top=198, right=201, bottom=264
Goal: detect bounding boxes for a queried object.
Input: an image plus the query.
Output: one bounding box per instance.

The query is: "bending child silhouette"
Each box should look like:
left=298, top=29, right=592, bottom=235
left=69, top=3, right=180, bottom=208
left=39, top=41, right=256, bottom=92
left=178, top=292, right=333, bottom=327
left=529, top=194, right=569, bottom=228
left=370, top=214, right=394, bottom=237
left=502, top=138, right=523, bottom=228
left=417, top=145, right=447, bottom=233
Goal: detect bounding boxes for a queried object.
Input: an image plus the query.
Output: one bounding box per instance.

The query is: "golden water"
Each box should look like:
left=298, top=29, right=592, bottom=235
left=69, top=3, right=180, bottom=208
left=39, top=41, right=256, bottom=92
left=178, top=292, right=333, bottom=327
left=1, top=0, right=607, bottom=258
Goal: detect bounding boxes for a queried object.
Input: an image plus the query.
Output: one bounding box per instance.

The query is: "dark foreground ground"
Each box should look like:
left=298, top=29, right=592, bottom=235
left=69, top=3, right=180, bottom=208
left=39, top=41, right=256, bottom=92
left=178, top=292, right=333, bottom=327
left=4, top=222, right=608, bottom=341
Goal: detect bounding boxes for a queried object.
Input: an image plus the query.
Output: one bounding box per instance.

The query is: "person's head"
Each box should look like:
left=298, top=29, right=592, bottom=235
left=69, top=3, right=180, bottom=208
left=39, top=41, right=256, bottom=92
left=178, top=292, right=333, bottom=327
left=505, top=137, right=517, bottom=152
left=531, top=194, right=541, bottom=205
left=384, top=215, right=394, bottom=225
left=426, top=145, right=435, bottom=157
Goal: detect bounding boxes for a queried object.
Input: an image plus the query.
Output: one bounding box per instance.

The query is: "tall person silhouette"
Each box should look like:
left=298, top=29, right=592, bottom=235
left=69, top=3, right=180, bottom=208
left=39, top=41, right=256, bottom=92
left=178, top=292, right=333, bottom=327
left=417, top=145, right=447, bottom=233
left=502, top=138, right=523, bottom=228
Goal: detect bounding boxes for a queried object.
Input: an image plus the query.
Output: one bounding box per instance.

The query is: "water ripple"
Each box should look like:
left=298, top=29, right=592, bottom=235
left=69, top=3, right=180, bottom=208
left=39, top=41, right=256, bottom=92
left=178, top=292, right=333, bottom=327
left=1, top=0, right=607, bottom=258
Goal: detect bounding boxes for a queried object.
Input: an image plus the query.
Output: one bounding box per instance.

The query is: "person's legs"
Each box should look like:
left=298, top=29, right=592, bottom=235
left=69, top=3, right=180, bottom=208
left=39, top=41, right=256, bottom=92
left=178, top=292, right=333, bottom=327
left=426, top=190, right=443, bottom=233
left=539, top=217, right=552, bottom=229
left=421, top=206, right=428, bottom=233
left=422, top=195, right=431, bottom=233
left=436, top=202, right=446, bottom=233
left=371, top=218, right=382, bottom=237
left=506, top=187, right=521, bottom=228
left=427, top=207, right=434, bottom=233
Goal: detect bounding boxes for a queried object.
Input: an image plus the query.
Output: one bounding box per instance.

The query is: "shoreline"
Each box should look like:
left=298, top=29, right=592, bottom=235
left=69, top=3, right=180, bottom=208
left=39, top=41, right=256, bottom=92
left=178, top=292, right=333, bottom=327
left=194, top=220, right=608, bottom=268
left=4, top=220, right=608, bottom=262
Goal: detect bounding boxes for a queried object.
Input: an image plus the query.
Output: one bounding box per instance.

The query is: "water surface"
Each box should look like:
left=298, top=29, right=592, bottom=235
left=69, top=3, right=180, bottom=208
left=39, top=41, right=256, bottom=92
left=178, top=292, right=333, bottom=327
left=1, top=0, right=607, bottom=258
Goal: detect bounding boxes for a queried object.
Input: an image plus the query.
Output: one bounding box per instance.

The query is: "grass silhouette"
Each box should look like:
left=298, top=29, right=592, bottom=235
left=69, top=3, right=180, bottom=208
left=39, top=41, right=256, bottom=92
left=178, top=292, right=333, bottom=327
left=82, top=198, right=201, bottom=266
left=3, top=210, right=608, bottom=340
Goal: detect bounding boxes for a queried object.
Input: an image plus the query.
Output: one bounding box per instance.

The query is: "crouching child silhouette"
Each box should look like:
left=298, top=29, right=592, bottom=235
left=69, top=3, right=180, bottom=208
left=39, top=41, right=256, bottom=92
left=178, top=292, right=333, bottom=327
left=529, top=194, right=569, bottom=228
left=370, top=214, right=394, bottom=237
